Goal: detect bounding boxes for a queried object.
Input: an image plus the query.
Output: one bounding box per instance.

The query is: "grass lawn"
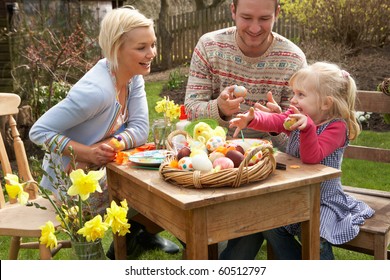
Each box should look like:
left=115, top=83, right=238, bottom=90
left=1, top=80, right=389, bottom=260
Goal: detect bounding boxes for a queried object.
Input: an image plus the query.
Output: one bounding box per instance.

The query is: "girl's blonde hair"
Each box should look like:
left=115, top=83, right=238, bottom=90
left=289, top=62, right=360, bottom=140
left=98, top=5, right=154, bottom=72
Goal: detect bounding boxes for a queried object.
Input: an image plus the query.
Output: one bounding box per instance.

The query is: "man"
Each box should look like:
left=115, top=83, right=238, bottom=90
left=185, top=0, right=307, bottom=150
left=185, top=0, right=307, bottom=259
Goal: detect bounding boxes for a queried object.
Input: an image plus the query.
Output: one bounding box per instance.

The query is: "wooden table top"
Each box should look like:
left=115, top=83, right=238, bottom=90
left=107, top=152, right=341, bottom=210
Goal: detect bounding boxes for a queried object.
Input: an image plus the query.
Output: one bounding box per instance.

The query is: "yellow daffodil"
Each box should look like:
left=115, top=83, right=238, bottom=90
left=155, top=97, right=180, bottom=121
left=104, top=200, right=130, bottom=236
left=4, top=173, right=29, bottom=205
left=77, top=215, right=109, bottom=242
left=40, top=221, right=58, bottom=250
left=67, top=169, right=104, bottom=201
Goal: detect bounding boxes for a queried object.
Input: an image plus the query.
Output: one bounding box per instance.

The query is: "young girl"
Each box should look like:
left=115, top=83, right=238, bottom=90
left=229, top=62, right=375, bottom=259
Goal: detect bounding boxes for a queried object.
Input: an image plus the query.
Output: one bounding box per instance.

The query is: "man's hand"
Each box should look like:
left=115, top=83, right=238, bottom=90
left=217, top=85, right=245, bottom=117
left=254, top=91, right=282, bottom=113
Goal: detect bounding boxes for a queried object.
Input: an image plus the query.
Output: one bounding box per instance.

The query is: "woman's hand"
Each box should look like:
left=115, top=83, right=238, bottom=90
left=88, top=142, right=116, bottom=166
left=217, top=85, right=245, bottom=117
left=229, top=107, right=255, bottom=138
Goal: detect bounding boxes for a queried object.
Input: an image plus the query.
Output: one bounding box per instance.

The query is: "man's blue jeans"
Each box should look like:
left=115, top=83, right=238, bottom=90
left=219, top=227, right=334, bottom=260
left=219, top=232, right=264, bottom=260
left=263, top=227, right=334, bottom=260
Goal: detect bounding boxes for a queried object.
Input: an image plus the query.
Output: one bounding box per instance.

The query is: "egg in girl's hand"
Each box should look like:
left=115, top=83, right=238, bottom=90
left=233, top=85, right=247, bottom=98
left=178, top=156, right=193, bottom=171
left=283, top=117, right=297, bottom=131
left=213, top=157, right=234, bottom=170
left=191, top=154, right=213, bottom=172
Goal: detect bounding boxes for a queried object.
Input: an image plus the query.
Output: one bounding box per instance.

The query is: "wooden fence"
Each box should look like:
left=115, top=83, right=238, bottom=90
left=153, top=5, right=300, bottom=70
left=0, top=3, right=301, bottom=92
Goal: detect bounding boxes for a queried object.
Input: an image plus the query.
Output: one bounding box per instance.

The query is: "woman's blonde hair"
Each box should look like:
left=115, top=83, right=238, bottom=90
left=289, top=62, right=360, bottom=140
left=98, top=5, right=154, bottom=72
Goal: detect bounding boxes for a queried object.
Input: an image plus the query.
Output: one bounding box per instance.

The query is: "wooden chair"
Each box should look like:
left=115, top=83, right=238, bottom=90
left=335, top=90, right=390, bottom=259
left=0, top=92, right=71, bottom=259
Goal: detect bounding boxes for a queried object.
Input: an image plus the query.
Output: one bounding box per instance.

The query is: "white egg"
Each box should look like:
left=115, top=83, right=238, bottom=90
left=191, top=154, right=213, bottom=172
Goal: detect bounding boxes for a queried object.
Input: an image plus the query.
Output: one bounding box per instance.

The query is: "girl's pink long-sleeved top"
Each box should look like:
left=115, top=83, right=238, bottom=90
left=247, top=109, right=347, bottom=164
left=248, top=109, right=374, bottom=245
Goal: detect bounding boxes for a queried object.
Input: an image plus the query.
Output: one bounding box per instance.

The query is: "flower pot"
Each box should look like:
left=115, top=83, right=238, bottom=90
left=152, top=118, right=174, bottom=149
left=71, top=239, right=105, bottom=260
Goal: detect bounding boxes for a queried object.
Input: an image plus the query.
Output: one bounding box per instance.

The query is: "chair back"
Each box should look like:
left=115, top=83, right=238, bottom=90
left=0, top=93, right=38, bottom=208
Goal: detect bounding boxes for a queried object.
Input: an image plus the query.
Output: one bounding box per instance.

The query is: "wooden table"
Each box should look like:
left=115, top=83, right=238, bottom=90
left=107, top=152, right=341, bottom=260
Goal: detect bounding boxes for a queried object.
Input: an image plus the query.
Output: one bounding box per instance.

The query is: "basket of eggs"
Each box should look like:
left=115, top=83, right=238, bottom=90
left=159, top=119, right=276, bottom=189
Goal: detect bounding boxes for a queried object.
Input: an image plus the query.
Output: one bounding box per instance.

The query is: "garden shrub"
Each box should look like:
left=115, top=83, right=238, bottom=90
left=281, top=0, right=389, bottom=48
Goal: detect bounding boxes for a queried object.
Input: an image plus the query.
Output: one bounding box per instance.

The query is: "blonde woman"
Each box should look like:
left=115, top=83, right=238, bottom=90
left=29, top=6, right=179, bottom=259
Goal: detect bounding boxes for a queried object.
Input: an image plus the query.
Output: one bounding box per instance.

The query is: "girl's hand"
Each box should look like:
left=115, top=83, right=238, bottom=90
left=254, top=91, right=282, bottom=114
left=288, top=105, right=308, bottom=131
left=229, top=107, right=255, bottom=138
left=217, top=85, right=245, bottom=117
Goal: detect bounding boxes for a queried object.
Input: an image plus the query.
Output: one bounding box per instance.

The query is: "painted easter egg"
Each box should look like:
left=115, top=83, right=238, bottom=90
left=178, top=156, right=193, bottom=171
left=244, top=147, right=264, bottom=166
left=213, top=157, right=234, bottom=170
left=283, top=117, right=297, bottom=130
left=233, top=85, right=247, bottom=98
left=208, top=151, right=225, bottom=163
left=109, top=136, right=125, bottom=152
left=206, top=136, right=226, bottom=152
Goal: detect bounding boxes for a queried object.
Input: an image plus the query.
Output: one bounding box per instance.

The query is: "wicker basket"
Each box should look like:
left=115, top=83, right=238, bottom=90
left=159, top=130, right=276, bottom=188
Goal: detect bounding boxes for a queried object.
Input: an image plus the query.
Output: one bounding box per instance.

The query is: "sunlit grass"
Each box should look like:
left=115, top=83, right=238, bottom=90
left=341, top=131, right=390, bottom=192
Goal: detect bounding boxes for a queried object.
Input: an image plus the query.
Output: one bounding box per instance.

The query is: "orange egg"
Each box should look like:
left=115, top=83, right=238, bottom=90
left=215, top=146, right=228, bottom=155
left=169, top=159, right=179, bottom=168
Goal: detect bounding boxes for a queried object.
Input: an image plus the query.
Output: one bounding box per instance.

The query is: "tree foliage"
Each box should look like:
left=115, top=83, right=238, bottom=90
left=281, top=0, right=389, bottom=47
left=8, top=1, right=102, bottom=119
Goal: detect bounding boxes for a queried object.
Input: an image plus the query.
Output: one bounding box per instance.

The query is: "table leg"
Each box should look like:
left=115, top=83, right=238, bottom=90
left=301, top=183, right=321, bottom=260
left=114, top=234, right=126, bottom=260
left=185, top=208, right=209, bottom=260
left=208, top=244, right=219, bottom=259
left=107, top=169, right=127, bottom=260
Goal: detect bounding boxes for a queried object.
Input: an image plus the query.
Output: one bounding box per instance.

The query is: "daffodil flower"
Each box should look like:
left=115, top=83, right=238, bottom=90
left=77, top=215, right=109, bottom=242
left=104, top=200, right=130, bottom=236
left=4, top=173, right=29, bottom=205
left=155, top=96, right=180, bottom=121
left=40, top=221, right=58, bottom=250
left=67, top=169, right=104, bottom=201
